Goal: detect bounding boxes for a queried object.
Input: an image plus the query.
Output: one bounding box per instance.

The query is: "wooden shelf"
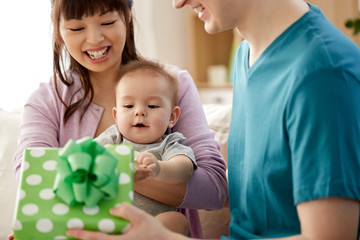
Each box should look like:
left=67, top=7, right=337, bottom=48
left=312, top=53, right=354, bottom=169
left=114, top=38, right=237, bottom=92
left=196, top=82, right=233, bottom=89
left=187, top=11, right=234, bottom=86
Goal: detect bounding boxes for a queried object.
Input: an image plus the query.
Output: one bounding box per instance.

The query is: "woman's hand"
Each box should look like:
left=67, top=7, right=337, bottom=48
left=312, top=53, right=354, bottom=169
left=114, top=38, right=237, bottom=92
left=66, top=203, right=188, bottom=240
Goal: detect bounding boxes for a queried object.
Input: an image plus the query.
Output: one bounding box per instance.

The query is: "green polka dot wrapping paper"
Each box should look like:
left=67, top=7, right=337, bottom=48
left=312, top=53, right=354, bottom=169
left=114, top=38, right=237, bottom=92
left=12, top=140, right=134, bottom=240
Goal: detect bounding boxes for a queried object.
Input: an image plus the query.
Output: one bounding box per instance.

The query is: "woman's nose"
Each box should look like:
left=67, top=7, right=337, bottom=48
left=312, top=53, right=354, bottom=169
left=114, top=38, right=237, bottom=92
left=86, top=26, right=104, bottom=44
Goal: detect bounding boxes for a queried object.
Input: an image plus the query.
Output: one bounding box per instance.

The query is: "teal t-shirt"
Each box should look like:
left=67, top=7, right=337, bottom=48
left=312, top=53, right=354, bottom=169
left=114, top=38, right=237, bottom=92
left=226, top=3, right=360, bottom=239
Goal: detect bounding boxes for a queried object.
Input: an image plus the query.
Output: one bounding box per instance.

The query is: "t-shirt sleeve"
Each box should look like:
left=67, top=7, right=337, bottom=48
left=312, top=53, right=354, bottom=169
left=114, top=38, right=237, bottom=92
left=94, top=124, right=123, bottom=145
left=161, top=132, right=197, bottom=169
left=287, top=67, right=360, bottom=205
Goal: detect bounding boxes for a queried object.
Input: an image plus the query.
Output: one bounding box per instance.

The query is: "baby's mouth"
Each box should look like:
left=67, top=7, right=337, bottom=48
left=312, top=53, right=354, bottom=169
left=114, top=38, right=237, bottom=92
left=134, top=123, right=146, bottom=127
left=86, top=47, right=109, bottom=59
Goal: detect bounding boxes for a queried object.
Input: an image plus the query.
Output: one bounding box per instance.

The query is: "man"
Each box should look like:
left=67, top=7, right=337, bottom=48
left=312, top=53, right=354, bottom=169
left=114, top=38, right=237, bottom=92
left=67, top=0, right=360, bottom=239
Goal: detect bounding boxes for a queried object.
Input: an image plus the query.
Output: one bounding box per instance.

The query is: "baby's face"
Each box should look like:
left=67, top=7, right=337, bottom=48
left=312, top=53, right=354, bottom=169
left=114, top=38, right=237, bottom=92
left=114, top=69, right=176, bottom=144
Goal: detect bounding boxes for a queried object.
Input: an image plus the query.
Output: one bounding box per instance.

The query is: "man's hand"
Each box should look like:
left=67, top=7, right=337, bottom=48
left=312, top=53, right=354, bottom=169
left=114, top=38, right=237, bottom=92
left=66, top=203, right=187, bottom=240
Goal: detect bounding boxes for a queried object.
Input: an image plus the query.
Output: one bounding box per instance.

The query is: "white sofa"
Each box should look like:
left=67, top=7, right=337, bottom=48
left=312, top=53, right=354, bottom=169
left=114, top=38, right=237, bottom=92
left=0, top=104, right=232, bottom=239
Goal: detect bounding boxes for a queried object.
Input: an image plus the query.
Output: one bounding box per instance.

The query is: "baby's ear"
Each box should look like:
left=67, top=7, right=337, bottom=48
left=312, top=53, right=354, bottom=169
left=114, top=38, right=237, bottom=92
left=112, top=107, right=117, bottom=121
left=168, top=106, right=181, bottom=128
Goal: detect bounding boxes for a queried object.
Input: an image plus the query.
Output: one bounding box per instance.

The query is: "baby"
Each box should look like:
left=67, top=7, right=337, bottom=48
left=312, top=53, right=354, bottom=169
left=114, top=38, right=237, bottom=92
left=95, top=60, right=196, bottom=235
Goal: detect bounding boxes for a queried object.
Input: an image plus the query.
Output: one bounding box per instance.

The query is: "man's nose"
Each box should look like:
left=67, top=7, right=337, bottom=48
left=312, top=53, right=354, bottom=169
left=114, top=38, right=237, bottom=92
left=172, top=0, right=187, bottom=9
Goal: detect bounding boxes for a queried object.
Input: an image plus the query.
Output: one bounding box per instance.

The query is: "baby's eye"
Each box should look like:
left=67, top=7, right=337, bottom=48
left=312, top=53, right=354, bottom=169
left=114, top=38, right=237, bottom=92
left=69, top=27, right=84, bottom=32
left=148, top=105, right=158, bottom=109
left=102, top=20, right=116, bottom=26
left=124, top=105, right=133, bottom=108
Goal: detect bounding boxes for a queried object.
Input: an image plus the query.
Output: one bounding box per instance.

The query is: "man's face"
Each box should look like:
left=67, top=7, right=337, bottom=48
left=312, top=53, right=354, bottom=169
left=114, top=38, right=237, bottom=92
left=172, top=0, right=238, bottom=34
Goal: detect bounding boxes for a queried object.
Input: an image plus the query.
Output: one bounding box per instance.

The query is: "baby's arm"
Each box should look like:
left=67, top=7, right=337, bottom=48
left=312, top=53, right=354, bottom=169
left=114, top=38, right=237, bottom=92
left=136, top=152, right=194, bottom=184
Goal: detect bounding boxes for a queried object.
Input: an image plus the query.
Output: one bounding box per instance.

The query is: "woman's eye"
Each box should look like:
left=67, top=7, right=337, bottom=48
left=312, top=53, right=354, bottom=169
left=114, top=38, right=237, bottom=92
left=102, top=20, right=116, bottom=26
left=148, top=105, right=158, bottom=109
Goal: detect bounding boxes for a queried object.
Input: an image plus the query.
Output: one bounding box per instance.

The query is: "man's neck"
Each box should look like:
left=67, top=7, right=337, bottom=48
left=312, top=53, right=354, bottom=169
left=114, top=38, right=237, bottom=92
left=237, top=0, right=310, bottom=67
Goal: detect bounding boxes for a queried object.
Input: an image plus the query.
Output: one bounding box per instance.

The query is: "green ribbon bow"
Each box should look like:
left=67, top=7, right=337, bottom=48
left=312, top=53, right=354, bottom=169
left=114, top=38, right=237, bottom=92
left=53, top=137, right=119, bottom=207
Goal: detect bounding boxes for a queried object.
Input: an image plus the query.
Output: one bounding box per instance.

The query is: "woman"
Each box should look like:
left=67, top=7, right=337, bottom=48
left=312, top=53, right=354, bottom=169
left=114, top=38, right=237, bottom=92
left=13, top=0, right=228, bottom=238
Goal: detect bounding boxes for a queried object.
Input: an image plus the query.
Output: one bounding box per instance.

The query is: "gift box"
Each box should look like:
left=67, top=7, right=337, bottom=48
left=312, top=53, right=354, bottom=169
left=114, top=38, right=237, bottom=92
left=13, top=137, right=134, bottom=240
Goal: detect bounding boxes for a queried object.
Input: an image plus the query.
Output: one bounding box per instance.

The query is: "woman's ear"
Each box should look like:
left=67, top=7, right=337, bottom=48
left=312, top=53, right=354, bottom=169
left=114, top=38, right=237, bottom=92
left=168, top=106, right=181, bottom=128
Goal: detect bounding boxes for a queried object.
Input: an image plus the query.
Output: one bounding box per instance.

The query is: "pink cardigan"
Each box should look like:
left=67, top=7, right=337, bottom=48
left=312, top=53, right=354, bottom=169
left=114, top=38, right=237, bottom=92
left=14, top=65, right=228, bottom=238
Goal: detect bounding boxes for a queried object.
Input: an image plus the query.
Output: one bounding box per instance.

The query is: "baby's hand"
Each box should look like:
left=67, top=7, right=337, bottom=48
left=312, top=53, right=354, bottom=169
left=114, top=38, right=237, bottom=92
left=136, top=152, right=160, bottom=177
left=134, top=167, right=153, bottom=182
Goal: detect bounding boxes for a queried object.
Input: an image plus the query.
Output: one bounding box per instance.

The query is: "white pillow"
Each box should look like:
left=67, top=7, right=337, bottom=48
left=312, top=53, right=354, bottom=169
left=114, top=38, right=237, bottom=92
left=200, top=104, right=232, bottom=239
left=202, top=104, right=232, bottom=164
left=0, top=110, right=21, bottom=238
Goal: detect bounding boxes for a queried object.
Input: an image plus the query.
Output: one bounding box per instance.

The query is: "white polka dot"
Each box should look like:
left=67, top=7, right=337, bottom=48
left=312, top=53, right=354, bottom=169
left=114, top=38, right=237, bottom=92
left=52, top=203, right=69, bottom=215
left=30, top=148, right=46, bottom=157
left=98, top=219, right=115, bottom=233
left=119, top=173, right=130, bottom=184
left=115, top=145, right=131, bottom=155
left=19, top=190, right=26, bottom=200
left=129, top=162, right=134, bottom=171
left=22, top=161, right=30, bottom=171
left=13, top=220, right=22, bottom=231
left=129, top=191, right=134, bottom=200
left=26, top=174, right=42, bottom=185
left=134, top=151, right=139, bottom=161
left=54, top=236, right=67, bottom=240
left=122, top=223, right=131, bottom=233
left=39, top=188, right=55, bottom=200
left=82, top=206, right=99, bottom=215
left=36, top=218, right=53, bottom=233
left=22, top=203, right=39, bottom=216
left=67, top=218, right=84, bottom=229
left=43, top=160, right=57, bottom=171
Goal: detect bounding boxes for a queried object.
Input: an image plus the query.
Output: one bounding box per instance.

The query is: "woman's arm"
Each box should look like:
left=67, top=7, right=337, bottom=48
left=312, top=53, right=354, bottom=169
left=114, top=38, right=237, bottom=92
left=14, top=81, right=62, bottom=181
left=14, top=75, right=98, bottom=182
left=134, top=66, right=228, bottom=209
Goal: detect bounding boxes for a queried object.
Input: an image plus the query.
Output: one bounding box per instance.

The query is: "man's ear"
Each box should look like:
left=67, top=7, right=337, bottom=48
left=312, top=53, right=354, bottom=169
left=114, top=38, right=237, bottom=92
left=168, top=106, right=181, bottom=128
left=112, top=107, right=117, bottom=121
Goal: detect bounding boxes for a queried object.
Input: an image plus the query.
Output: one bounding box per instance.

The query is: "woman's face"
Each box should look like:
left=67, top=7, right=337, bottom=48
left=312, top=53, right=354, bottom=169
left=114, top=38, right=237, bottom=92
left=59, top=11, right=127, bottom=75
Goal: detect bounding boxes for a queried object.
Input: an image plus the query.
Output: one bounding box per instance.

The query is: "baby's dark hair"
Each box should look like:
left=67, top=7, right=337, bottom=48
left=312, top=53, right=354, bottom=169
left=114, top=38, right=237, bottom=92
left=116, top=60, right=179, bottom=106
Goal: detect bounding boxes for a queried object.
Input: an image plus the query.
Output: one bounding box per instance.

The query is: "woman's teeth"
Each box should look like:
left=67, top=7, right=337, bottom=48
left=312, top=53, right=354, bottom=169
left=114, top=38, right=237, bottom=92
left=87, top=47, right=108, bottom=59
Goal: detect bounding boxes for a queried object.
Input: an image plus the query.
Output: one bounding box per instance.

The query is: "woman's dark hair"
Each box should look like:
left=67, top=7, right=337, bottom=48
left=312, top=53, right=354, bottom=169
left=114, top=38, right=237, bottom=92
left=51, top=0, right=140, bottom=123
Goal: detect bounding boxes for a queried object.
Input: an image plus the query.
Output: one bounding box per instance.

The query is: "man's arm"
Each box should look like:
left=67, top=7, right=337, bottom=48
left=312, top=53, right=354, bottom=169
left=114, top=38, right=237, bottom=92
left=258, top=197, right=360, bottom=240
